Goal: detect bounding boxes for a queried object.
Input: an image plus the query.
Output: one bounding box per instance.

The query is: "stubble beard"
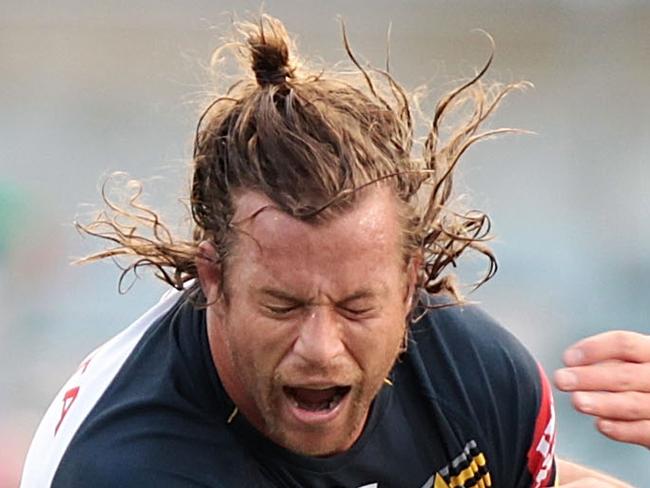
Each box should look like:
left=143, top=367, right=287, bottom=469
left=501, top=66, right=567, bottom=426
left=265, top=378, right=369, bottom=456
left=257, top=352, right=401, bottom=457
left=225, top=317, right=407, bottom=456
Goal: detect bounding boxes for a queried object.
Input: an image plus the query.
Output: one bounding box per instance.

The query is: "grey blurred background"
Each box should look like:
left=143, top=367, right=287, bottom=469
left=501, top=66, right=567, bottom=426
left=1, top=1, right=648, bottom=486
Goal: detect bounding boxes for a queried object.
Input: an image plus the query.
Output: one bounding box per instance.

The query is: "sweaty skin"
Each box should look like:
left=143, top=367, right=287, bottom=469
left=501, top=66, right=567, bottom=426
left=555, top=330, right=650, bottom=450
left=196, top=187, right=417, bottom=457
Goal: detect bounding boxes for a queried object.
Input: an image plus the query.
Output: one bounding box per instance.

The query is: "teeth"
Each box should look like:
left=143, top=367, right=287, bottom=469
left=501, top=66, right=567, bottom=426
left=289, top=392, right=343, bottom=412
left=328, top=392, right=342, bottom=410
left=285, top=387, right=349, bottom=413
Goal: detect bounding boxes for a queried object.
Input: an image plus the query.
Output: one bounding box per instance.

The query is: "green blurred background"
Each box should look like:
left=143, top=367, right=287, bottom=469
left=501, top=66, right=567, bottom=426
left=1, top=1, right=649, bottom=486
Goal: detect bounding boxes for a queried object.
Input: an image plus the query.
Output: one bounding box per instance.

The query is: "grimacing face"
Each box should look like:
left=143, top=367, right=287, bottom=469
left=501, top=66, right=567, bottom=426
left=197, top=187, right=416, bottom=456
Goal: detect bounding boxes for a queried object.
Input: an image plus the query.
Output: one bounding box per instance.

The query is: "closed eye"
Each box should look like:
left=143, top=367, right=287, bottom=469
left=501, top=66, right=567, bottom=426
left=264, top=304, right=302, bottom=315
left=338, top=305, right=375, bottom=319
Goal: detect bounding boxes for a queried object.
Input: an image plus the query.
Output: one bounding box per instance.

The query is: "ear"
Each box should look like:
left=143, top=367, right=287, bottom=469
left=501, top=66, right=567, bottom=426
left=195, top=241, right=222, bottom=303
left=404, top=252, right=422, bottom=312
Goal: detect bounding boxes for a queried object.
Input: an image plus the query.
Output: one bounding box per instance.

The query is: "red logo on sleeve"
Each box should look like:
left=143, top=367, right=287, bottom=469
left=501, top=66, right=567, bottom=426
left=55, top=386, right=80, bottom=435
left=527, top=363, right=556, bottom=488
left=54, top=354, right=94, bottom=435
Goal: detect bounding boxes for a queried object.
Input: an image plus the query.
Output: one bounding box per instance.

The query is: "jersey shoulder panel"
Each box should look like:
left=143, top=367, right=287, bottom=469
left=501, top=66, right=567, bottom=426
left=49, top=290, right=269, bottom=488
left=19, top=288, right=185, bottom=488
left=407, top=295, right=556, bottom=488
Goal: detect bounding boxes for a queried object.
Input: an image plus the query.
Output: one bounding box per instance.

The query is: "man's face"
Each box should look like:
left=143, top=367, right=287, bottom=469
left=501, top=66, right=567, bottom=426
left=201, top=188, right=414, bottom=456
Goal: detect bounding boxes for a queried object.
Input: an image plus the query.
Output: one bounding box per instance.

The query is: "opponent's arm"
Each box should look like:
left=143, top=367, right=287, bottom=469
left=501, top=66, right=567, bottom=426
left=555, top=458, right=633, bottom=487
left=555, top=331, right=650, bottom=448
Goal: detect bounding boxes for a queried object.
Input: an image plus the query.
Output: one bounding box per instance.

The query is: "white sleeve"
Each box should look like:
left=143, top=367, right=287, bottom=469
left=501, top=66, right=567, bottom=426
left=19, top=288, right=183, bottom=488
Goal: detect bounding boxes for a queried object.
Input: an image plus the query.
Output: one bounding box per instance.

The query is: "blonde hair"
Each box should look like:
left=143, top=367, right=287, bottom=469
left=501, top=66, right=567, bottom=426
left=77, top=15, right=528, bottom=303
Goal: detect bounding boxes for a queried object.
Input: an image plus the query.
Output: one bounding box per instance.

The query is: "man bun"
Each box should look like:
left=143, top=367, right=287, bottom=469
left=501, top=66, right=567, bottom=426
left=245, top=15, right=295, bottom=87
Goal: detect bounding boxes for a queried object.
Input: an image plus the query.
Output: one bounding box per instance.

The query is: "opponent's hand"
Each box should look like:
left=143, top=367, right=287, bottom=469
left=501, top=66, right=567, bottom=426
left=554, top=330, right=650, bottom=449
left=556, top=480, right=631, bottom=488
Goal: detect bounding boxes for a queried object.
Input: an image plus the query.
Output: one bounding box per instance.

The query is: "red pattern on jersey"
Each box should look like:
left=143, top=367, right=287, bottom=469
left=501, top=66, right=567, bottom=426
left=54, top=354, right=94, bottom=435
left=527, top=363, right=556, bottom=488
left=55, top=387, right=79, bottom=435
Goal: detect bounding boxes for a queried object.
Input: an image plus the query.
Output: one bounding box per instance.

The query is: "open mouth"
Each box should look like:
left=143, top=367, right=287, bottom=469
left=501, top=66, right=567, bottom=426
left=283, top=385, right=351, bottom=413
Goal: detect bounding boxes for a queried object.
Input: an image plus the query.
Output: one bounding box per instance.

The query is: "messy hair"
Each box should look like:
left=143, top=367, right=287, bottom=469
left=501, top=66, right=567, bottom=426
left=77, top=15, right=528, bottom=304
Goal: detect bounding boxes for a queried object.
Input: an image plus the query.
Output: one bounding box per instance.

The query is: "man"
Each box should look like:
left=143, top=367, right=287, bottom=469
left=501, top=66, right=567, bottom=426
left=20, top=15, right=631, bottom=488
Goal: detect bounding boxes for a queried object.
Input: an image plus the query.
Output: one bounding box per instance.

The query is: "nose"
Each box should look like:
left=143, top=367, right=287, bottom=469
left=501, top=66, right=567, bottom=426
left=293, top=305, right=345, bottom=366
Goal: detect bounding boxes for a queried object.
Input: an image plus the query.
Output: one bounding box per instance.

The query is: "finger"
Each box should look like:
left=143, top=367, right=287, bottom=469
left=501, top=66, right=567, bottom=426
left=571, top=391, right=650, bottom=420
left=554, top=362, right=650, bottom=392
left=563, top=331, right=650, bottom=366
left=557, top=479, right=624, bottom=488
left=596, top=418, right=650, bottom=449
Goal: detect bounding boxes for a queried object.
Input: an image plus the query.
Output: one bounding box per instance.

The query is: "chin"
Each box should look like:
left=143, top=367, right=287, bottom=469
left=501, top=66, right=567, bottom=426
left=273, top=428, right=355, bottom=457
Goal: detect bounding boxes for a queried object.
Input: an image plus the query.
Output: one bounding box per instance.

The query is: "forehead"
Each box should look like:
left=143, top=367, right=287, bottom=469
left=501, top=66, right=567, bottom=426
left=229, top=188, right=405, bottom=283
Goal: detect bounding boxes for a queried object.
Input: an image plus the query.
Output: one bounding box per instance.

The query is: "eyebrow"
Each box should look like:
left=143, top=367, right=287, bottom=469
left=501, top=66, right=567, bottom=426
left=257, top=288, right=305, bottom=303
left=337, top=289, right=377, bottom=304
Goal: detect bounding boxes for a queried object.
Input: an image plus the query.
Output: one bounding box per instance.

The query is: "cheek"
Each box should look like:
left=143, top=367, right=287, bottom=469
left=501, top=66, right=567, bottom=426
left=346, top=315, right=406, bottom=374
left=225, top=307, right=293, bottom=372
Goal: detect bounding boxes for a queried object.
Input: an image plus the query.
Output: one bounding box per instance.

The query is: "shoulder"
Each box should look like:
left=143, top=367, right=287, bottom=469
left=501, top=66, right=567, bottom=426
left=405, top=293, right=556, bottom=488
left=409, top=294, right=539, bottom=387
left=20, top=287, right=188, bottom=488
left=407, top=293, right=545, bottom=420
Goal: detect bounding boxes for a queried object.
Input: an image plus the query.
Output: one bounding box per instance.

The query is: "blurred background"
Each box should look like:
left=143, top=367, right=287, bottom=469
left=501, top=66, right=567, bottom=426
left=1, top=0, right=648, bottom=486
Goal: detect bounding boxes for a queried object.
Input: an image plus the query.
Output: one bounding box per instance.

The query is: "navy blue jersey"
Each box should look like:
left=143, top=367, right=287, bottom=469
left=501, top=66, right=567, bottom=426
left=21, top=289, right=556, bottom=487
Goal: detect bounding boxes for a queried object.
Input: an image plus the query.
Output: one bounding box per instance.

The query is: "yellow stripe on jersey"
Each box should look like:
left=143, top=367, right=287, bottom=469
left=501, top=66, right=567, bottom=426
left=434, top=474, right=451, bottom=488
left=474, top=452, right=486, bottom=467
left=448, top=453, right=491, bottom=488
left=437, top=441, right=492, bottom=488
